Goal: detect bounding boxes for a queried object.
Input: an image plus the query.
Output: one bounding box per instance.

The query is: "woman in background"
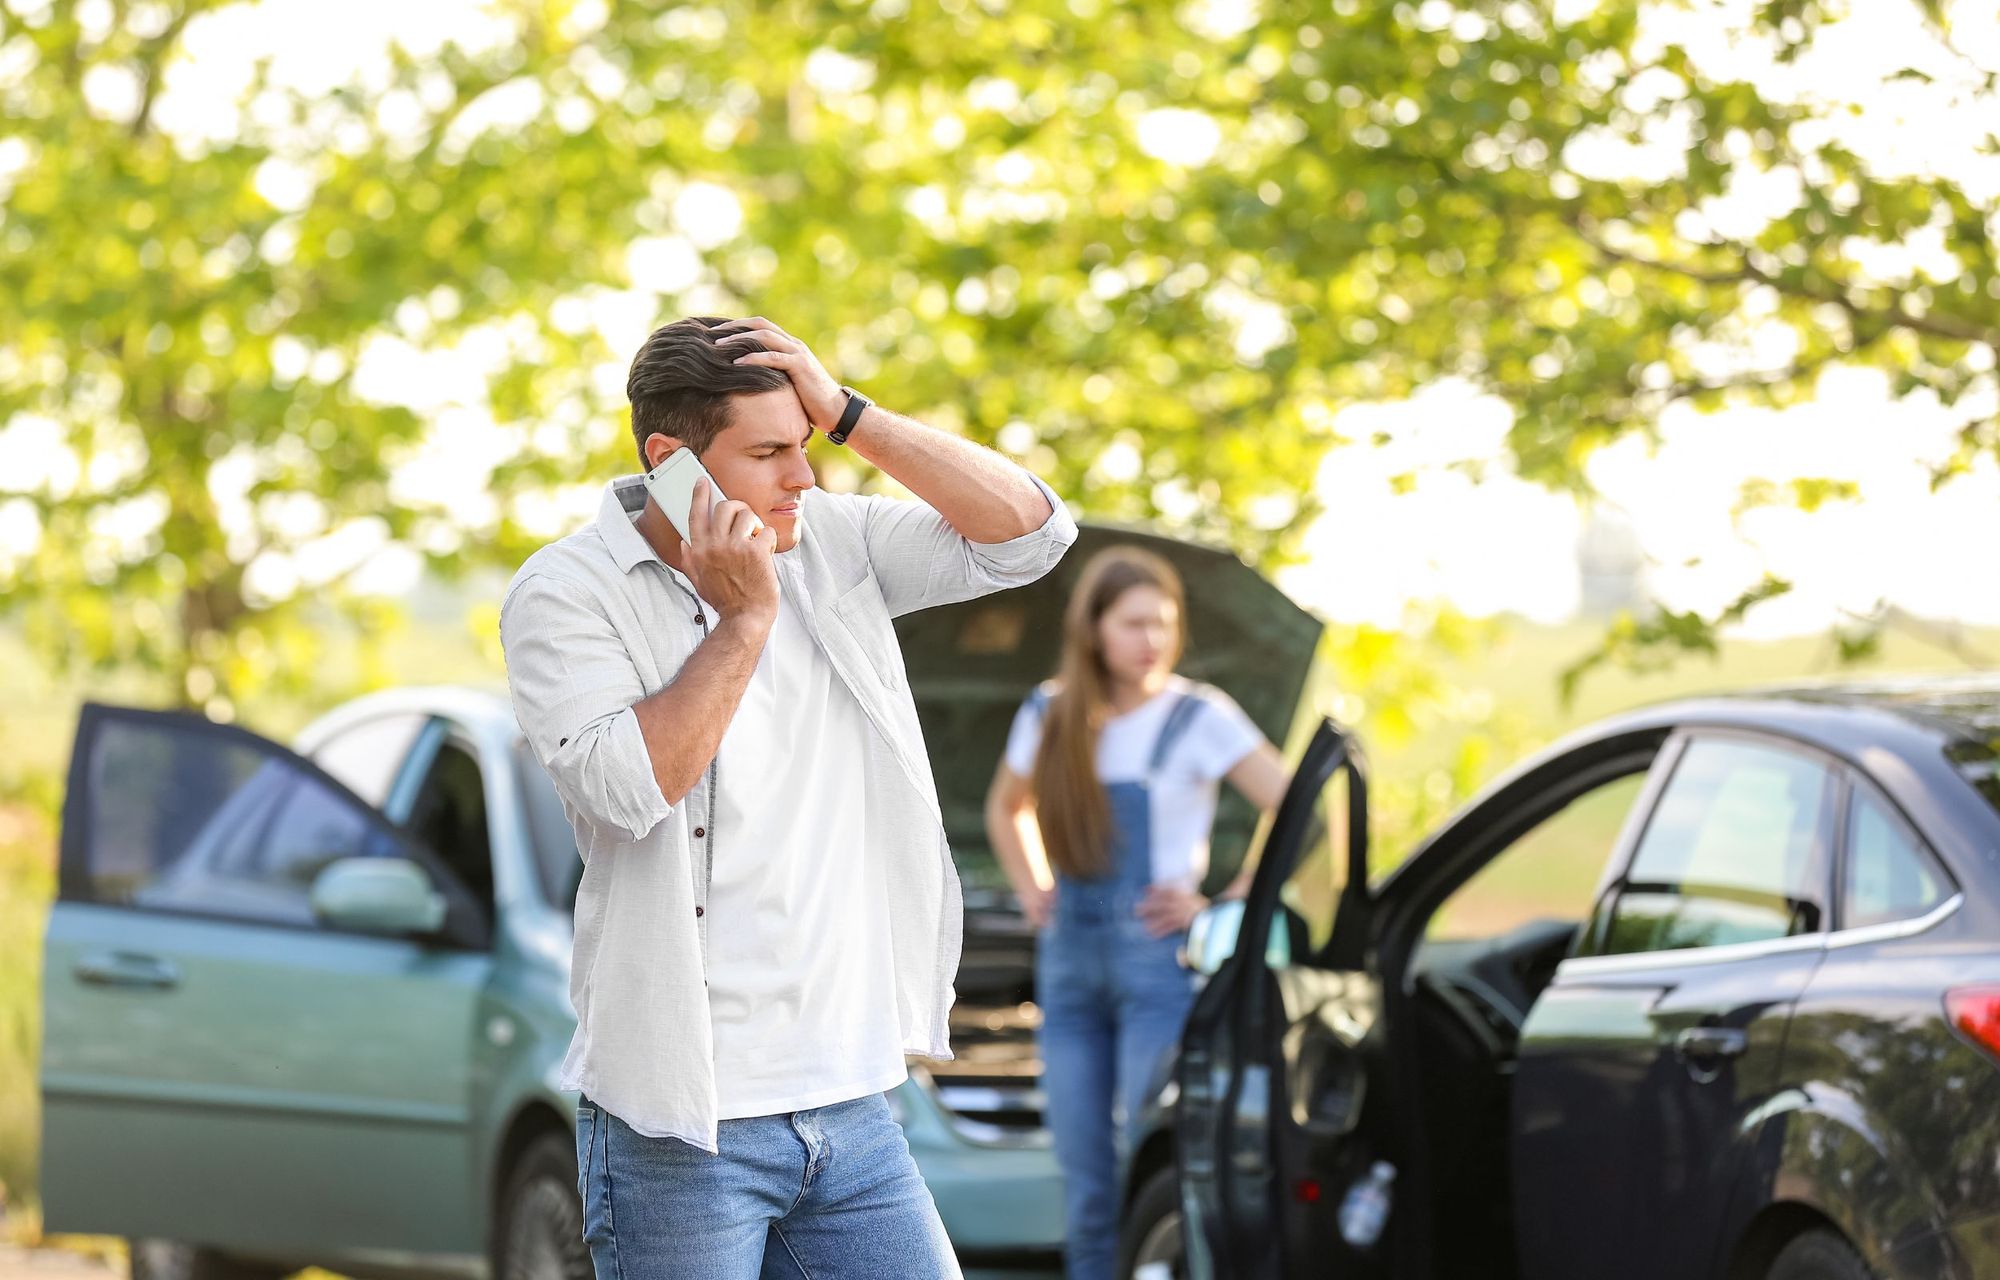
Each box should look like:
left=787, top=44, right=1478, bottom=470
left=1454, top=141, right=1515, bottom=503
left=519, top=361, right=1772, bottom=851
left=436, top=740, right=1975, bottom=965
left=985, top=545, right=1289, bottom=1280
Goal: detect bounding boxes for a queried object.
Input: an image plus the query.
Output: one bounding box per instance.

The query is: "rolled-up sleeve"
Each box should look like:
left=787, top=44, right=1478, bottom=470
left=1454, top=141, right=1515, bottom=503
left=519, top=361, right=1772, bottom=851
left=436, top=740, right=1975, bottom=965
left=845, top=471, right=1079, bottom=617
left=500, top=573, right=673, bottom=848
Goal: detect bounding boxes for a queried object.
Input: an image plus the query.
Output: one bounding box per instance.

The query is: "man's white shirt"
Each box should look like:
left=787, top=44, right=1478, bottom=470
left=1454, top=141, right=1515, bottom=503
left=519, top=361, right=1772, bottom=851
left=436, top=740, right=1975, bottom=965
left=499, top=470, right=1076, bottom=1149
left=677, top=568, right=908, bottom=1119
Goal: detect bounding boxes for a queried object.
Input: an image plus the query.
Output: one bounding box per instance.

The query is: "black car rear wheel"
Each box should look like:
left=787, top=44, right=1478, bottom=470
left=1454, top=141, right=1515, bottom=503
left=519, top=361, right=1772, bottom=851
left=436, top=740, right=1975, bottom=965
left=494, top=1131, right=591, bottom=1280
left=126, top=1240, right=290, bottom=1280
left=1768, top=1229, right=1876, bottom=1280
left=1117, top=1164, right=1188, bottom=1280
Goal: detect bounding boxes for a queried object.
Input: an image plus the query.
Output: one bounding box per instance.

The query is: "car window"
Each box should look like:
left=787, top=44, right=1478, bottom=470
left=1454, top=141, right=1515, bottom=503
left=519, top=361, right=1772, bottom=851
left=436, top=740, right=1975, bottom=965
left=515, top=739, right=583, bottom=909
left=1843, top=789, right=1952, bottom=930
left=1586, top=737, right=1833, bottom=957
left=1428, top=771, right=1648, bottom=941
left=308, top=713, right=428, bottom=809
left=1269, top=763, right=1360, bottom=958
left=404, top=738, right=496, bottom=918
left=76, top=714, right=404, bottom=927
left=251, top=770, right=400, bottom=900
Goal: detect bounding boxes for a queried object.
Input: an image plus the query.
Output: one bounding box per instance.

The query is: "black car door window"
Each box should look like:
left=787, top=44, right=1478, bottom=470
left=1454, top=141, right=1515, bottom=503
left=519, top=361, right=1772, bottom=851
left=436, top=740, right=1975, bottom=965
left=1587, top=737, right=1833, bottom=956
left=1841, top=788, right=1952, bottom=929
left=1269, top=763, right=1361, bottom=958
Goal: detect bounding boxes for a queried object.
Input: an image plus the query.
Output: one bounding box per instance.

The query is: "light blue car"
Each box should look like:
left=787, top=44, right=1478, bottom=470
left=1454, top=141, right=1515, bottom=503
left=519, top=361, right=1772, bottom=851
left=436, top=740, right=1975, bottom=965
left=39, top=685, right=1063, bottom=1280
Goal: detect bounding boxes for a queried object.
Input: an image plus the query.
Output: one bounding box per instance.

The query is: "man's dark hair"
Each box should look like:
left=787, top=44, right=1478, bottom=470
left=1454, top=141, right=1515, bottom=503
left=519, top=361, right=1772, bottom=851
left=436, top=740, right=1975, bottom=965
left=626, top=316, right=789, bottom=466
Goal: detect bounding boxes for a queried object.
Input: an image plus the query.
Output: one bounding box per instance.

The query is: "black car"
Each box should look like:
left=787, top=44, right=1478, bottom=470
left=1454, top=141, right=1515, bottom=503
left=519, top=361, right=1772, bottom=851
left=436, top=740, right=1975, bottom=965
left=1121, top=678, right=2000, bottom=1280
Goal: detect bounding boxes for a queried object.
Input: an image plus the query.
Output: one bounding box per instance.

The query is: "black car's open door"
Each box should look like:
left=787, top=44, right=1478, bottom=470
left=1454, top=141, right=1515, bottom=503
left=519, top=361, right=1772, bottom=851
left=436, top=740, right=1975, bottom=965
left=1177, top=719, right=1397, bottom=1280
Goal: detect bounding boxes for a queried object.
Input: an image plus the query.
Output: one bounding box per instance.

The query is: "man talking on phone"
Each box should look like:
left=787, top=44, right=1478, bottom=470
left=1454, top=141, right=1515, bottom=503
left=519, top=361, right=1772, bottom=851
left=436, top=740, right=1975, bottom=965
left=499, top=315, right=1076, bottom=1278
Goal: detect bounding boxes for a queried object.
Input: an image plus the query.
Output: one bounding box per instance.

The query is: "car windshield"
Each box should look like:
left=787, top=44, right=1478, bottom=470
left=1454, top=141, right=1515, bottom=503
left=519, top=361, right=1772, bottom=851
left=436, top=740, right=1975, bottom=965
left=513, top=739, right=583, bottom=910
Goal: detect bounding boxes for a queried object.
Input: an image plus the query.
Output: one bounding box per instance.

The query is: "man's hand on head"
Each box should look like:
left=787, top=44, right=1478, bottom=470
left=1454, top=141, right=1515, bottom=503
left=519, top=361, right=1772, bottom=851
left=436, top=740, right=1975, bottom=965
left=710, top=318, right=847, bottom=434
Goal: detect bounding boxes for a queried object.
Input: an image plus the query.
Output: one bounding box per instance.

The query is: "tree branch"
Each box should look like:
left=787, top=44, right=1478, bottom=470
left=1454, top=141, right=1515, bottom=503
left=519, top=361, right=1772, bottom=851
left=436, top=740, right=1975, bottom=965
left=1569, top=214, right=2000, bottom=350
left=129, top=4, right=196, bottom=139
left=1843, top=603, right=1998, bottom=667
left=1658, top=341, right=1862, bottom=404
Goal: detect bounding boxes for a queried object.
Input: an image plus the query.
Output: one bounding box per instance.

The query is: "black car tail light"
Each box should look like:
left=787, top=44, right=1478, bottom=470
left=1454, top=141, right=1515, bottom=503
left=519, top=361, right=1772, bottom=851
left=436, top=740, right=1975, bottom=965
left=1946, top=986, right=2000, bottom=1062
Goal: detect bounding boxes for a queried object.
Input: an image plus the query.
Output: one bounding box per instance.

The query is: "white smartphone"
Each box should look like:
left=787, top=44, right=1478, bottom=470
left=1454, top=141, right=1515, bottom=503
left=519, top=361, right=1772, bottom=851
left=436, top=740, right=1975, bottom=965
left=643, top=447, right=732, bottom=543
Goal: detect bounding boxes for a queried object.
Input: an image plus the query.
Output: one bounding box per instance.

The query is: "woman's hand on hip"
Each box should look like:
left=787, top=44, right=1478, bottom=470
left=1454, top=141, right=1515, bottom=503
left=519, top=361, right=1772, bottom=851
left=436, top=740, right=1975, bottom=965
left=1136, top=884, right=1209, bottom=938
left=1019, top=882, right=1055, bottom=930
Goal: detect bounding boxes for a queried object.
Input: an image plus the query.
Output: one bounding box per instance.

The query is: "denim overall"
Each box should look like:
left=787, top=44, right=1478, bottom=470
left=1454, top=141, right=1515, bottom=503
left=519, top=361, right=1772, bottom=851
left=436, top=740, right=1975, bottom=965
left=1032, top=688, right=1208, bottom=1280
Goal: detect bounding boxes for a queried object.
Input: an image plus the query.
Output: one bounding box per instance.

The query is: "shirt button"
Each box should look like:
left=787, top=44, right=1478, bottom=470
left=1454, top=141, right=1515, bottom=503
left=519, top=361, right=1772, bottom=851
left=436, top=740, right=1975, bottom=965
left=695, top=905, right=705, bottom=918
left=693, top=826, right=706, bottom=838
left=694, top=613, right=706, bottom=625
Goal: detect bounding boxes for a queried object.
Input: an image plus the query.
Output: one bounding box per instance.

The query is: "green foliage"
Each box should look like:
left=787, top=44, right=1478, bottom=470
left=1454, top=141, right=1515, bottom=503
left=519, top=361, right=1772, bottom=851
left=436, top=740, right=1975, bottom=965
left=1, top=0, right=1995, bottom=715
left=1558, top=573, right=1795, bottom=705
left=1735, top=476, right=1861, bottom=515
left=0, top=804, right=53, bottom=1216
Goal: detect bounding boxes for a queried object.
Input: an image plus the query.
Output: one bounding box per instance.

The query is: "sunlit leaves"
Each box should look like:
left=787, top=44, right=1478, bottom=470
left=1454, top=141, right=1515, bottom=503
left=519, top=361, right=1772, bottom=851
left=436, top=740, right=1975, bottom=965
left=0, top=0, right=1993, bottom=719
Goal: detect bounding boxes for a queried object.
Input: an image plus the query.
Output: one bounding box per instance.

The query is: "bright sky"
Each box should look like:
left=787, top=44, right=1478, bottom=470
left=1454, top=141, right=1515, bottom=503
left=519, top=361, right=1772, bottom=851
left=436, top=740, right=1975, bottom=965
left=1282, top=371, right=2000, bottom=634
left=4, top=0, right=1999, bottom=637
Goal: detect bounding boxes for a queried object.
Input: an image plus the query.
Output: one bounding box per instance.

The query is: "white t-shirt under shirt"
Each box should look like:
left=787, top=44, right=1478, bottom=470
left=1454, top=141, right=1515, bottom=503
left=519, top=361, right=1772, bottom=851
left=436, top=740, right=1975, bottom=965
left=1003, top=675, right=1264, bottom=890
left=670, top=565, right=908, bottom=1121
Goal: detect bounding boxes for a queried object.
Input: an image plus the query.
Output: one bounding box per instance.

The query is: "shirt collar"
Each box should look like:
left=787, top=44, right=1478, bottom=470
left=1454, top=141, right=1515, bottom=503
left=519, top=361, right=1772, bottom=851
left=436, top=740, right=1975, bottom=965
left=597, top=474, right=659, bottom=575
left=596, top=472, right=816, bottom=592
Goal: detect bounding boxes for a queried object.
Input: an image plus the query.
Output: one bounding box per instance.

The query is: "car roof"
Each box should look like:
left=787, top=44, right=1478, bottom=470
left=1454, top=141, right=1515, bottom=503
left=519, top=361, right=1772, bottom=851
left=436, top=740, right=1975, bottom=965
left=1713, top=673, right=2000, bottom=742
left=1575, top=677, right=2000, bottom=787
left=1541, top=672, right=1999, bottom=756
left=292, top=683, right=517, bottom=756
left=1390, top=673, right=2000, bottom=846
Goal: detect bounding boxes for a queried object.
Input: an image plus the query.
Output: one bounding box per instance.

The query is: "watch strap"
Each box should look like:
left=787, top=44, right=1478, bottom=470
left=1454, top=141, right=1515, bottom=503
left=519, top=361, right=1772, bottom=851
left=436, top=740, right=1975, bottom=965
left=828, top=387, right=870, bottom=446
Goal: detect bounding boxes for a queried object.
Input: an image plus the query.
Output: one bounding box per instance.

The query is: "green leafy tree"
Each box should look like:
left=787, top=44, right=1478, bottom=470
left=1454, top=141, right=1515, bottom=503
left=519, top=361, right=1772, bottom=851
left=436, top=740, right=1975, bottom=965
left=1, top=0, right=1994, bottom=720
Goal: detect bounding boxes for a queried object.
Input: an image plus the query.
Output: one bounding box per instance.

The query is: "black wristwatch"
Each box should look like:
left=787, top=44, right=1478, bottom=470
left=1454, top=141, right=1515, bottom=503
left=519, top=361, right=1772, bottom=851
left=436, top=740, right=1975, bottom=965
left=827, top=386, right=871, bottom=446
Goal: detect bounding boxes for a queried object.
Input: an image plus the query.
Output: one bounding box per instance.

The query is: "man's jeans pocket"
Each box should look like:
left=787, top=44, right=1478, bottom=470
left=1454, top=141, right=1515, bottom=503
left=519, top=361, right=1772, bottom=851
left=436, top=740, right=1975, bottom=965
left=575, top=1097, right=597, bottom=1205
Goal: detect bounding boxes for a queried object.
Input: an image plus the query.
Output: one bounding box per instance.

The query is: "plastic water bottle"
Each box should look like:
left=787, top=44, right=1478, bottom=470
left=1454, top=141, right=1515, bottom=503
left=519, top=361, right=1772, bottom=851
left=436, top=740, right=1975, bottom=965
left=1338, top=1160, right=1396, bottom=1249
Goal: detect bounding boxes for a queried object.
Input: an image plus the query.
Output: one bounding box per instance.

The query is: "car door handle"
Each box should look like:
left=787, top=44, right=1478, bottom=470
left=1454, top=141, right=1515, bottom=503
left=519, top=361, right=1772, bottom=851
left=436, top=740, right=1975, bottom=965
left=74, top=951, right=180, bottom=991
left=1673, top=1026, right=1748, bottom=1061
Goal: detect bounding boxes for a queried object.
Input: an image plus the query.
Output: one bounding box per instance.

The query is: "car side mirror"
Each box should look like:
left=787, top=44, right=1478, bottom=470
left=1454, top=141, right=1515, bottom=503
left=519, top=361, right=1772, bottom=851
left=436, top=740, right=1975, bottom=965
left=1183, top=897, right=1293, bottom=976
left=311, top=857, right=447, bottom=936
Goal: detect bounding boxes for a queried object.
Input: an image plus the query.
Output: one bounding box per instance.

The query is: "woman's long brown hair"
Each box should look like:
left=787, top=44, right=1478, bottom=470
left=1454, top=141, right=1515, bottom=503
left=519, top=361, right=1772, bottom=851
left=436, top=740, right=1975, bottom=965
left=1031, top=546, right=1187, bottom=880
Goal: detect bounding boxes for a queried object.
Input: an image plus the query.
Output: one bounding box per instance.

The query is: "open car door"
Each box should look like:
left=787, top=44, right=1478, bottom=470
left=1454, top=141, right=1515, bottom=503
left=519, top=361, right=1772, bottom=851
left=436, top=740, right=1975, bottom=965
left=1176, top=718, right=1395, bottom=1280
left=41, top=702, right=493, bottom=1257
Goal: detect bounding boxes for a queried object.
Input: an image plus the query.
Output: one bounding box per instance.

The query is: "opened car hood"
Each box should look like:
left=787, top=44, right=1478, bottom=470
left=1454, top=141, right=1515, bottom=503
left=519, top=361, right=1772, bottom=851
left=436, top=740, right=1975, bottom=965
left=896, top=522, right=1323, bottom=1007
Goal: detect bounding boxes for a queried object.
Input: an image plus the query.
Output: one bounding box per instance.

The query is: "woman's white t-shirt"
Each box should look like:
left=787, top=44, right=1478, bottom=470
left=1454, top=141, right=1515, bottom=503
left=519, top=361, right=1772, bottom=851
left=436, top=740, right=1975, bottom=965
left=1003, top=674, right=1264, bottom=890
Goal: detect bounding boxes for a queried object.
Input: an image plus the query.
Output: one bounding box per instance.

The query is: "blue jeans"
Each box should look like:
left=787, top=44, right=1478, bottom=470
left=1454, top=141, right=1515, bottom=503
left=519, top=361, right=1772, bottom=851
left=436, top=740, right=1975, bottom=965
left=1037, top=906, right=1197, bottom=1280
left=574, top=1091, right=961, bottom=1279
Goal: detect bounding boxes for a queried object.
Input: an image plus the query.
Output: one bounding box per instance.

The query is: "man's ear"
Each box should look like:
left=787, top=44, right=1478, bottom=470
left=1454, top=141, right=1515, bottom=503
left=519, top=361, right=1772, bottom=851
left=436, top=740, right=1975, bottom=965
left=641, top=432, right=685, bottom=471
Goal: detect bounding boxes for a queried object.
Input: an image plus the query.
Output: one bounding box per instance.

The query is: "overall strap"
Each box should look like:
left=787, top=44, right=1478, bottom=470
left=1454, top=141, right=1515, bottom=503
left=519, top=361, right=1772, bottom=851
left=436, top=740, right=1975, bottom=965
left=1147, top=689, right=1208, bottom=775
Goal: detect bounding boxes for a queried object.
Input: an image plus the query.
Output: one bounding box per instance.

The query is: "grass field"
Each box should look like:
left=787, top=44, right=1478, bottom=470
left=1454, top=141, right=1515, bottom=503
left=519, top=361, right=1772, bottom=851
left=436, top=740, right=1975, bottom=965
left=1, top=606, right=1994, bottom=1238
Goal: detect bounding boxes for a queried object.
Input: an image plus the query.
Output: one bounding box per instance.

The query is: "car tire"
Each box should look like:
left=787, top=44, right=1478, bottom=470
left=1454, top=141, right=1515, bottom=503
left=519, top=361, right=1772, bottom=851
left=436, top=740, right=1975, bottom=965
left=1116, top=1164, right=1187, bottom=1280
left=1767, top=1228, right=1877, bottom=1280
left=126, top=1239, right=290, bottom=1280
left=493, top=1131, right=591, bottom=1280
